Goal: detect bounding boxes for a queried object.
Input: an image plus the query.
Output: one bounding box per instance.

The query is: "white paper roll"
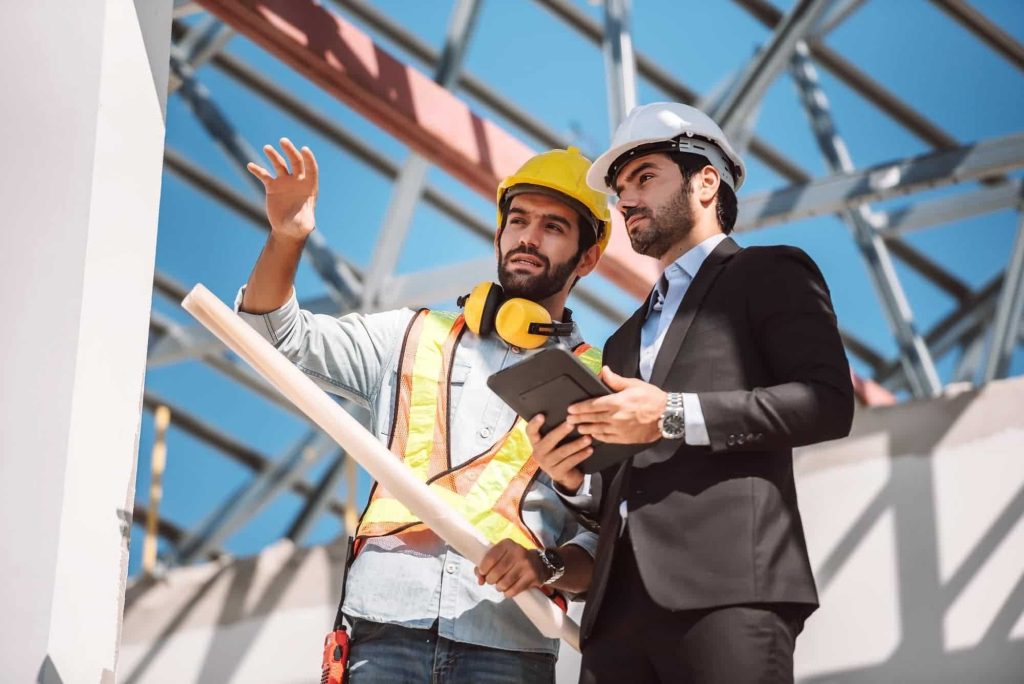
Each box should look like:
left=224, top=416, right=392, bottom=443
left=181, top=284, right=580, bottom=650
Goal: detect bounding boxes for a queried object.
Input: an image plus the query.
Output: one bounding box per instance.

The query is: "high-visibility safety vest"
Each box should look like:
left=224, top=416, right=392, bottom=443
left=355, top=309, right=603, bottom=552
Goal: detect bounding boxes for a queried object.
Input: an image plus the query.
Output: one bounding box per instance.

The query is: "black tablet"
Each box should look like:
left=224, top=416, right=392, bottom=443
left=488, top=348, right=636, bottom=473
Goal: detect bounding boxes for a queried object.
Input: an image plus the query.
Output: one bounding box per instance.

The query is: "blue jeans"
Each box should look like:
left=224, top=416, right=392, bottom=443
left=346, top=617, right=556, bottom=684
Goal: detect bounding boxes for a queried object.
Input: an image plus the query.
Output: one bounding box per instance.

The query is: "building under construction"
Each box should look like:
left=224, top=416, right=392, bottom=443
left=1, top=0, right=1022, bottom=682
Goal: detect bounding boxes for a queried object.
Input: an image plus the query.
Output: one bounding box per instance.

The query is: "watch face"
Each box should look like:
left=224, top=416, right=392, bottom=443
left=661, top=413, right=686, bottom=438
left=543, top=549, right=565, bottom=574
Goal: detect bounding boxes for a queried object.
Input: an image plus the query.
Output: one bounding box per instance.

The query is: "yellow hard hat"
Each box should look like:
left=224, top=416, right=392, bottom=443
left=495, top=147, right=612, bottom=256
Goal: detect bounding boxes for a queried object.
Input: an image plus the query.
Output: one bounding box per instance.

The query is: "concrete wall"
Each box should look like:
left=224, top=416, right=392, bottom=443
left=0, top=2, right=170, bottom=681
left=119, top=378, right=1024, bottom=683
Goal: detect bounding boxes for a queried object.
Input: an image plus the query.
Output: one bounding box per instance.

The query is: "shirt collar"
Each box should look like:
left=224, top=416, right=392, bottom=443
left=647, top=233, right=728, bottom=317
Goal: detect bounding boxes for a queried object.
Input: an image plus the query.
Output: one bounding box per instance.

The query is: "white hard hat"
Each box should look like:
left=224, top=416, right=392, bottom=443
left=587, top=102, right=746, bottom=194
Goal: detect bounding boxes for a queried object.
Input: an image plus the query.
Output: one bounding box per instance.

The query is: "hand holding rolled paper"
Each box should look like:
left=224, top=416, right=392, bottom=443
left=181, top=284, right=580, bottom=650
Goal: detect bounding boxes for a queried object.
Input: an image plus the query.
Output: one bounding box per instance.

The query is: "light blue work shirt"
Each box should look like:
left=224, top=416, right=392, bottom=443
left=235, top=288, right=598, bottom=655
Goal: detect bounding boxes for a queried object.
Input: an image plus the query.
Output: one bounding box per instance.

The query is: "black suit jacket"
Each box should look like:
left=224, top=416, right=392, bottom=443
left=580, top=237, right=854, bottom=642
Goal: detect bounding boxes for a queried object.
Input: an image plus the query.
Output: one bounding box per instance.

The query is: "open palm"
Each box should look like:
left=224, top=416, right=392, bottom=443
left=247, top=138, right=319, bottom=241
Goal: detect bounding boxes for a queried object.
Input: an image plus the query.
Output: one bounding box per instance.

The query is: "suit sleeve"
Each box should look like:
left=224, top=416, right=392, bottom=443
left=696, top=247, right=854, bottom=453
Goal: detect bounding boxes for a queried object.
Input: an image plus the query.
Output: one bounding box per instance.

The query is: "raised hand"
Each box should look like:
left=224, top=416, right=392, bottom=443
left=246, top=138, right=319, bottom=242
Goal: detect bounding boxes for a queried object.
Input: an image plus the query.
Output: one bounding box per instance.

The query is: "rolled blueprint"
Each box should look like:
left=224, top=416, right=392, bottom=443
left=181, top=284, right=581, bottom=650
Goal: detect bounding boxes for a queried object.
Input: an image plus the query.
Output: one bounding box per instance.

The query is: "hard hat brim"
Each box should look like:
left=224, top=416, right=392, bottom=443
left=587, top=136, right=676, bottom=195
left=587, top=134, right=743, bottom=195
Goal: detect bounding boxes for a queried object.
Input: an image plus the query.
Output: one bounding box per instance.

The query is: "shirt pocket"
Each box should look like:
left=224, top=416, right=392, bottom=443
left=448, top=361, right=472, bottom=413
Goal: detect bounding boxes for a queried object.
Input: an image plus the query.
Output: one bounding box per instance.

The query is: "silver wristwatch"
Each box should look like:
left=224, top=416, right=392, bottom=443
left=535, top=548, right=565, bottom=585
left=658, top=392, right=686, bottom=440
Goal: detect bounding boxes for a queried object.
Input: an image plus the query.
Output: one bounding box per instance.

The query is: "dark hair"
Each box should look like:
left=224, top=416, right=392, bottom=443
left=668, top=152, right=738, bottom=234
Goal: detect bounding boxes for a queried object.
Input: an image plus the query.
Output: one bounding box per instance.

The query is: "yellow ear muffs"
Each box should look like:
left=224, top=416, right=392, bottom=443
left=458, top=282, right=575, bottom=349
left=494, top=298, right=555, bottom=349
left=458, top=281, right=504, bottom=337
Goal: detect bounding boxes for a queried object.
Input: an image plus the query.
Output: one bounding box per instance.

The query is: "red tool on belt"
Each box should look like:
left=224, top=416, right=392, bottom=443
left=320, top=538, right=354, bottom=684
left=320, top=627, right=350, bottom=684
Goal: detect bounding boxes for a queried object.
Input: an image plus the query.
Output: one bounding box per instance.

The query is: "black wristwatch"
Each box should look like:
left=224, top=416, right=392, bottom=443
left=535, top=548, right=565, bottom=585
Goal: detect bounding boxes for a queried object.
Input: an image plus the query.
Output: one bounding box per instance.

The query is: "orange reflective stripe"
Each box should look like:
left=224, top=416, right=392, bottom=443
left=358, top=315, right=603, bottom=560
left=387, top=311, right=427, bottom=455
left=428, top=317, right=465, bottom=476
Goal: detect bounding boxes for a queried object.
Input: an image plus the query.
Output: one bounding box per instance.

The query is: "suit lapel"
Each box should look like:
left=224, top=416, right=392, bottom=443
left=649, top=237, right=741, bottom=387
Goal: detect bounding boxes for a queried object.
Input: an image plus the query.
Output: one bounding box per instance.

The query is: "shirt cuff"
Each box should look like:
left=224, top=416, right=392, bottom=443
left=562, top=530, right=598, bottom=558
left=682, top=392, right=710, bottom=446
left=234, top=285, right=301, bottom=347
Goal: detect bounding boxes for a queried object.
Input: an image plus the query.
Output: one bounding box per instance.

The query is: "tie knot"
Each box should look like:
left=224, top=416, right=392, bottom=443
left=652, top=274, right=670, bottom=312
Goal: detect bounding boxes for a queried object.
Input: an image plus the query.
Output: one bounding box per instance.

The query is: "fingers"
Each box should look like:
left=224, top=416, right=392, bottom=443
left=263, top=144, right=290, bottom=177
left=301, top=145, right=319, bottom=188
left=246, top=162, right=273, bottom=186
left=504, top=570, right=540, bottom=598
left=280, top=137, right=305, bottom=178
left=525, top=414, right=546, bottom=445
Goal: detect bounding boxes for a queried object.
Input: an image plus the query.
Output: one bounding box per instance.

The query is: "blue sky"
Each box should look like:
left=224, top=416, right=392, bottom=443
left=132, top=0, right=1024, bottom=576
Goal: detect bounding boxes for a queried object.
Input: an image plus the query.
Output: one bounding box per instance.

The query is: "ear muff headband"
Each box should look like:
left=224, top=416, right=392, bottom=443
left=457, top=282, right=574, bottom=349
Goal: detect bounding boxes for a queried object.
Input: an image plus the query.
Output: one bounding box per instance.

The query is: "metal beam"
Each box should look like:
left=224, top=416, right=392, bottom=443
left=791, top=42, right=941, bottom=397
left=732, top=0, right=959, bottom=150
left=602, top=0, right=638, bottom=131
left=286, top=452, right=350, bottom=544
left=328, top=0, right=567, bottom=150
left=533, top=0, right=812, bottom=184
left=812, top=0, right=867, bottom=37
left=362, top=0, right=483, bottom=309
left=736, top=131, right=1024, bottom=230
left=714, top=0, right=833, bottom=139
left=982, top=211, right=1024, bottom=382
left=930, top=0, right=1024, bottom=74
left=876, top=275, right=1016, bottom=388
left=168, top=16, right=234, bottom=92
left=876, top=179, right=1024, bottom=237
left=141, top=392, right=350, bottom=521
left=168, top=430, right=336, bottom=566
left=196, top=0, right=660, bottom=299
left=532, top=0, right=986, bottom=307
left=131, top=501, right=220, bottom=560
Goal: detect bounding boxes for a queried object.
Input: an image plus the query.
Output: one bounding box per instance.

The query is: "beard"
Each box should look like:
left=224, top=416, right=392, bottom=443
left=624, top=186, right=695, bottom=259
left=498, top=245, right=580, bottom=301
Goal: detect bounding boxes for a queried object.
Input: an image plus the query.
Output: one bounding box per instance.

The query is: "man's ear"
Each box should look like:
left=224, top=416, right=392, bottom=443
left=575, top=243, right=602, bottom=278
left=697, top=166, right=721, bottom=204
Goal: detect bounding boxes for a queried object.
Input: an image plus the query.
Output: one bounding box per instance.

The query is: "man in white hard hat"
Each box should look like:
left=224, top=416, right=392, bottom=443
left=527, top=103, right=854, bottom=683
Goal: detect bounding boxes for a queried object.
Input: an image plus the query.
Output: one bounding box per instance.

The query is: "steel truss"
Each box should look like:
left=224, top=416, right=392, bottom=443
left=138, top=0, right=1024, bottom=566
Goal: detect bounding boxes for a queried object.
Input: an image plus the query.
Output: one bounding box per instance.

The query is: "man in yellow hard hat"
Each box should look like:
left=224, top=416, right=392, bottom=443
left=236, top=139, right=609, bottom=683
